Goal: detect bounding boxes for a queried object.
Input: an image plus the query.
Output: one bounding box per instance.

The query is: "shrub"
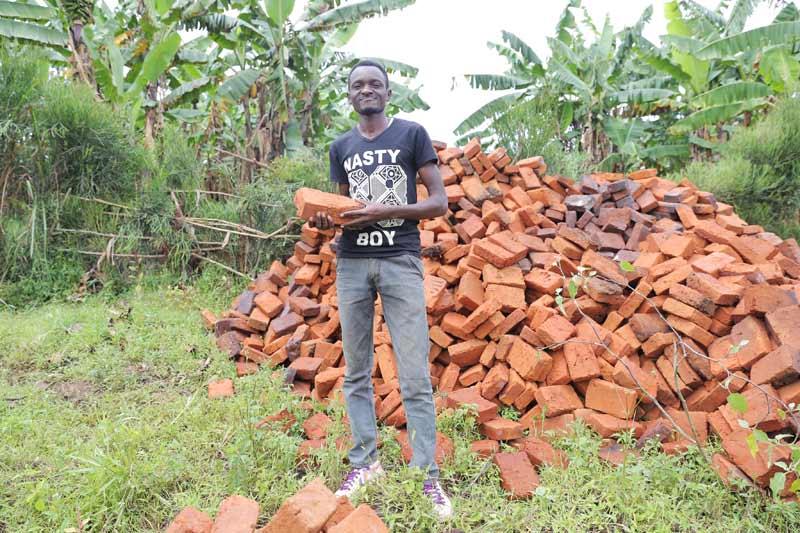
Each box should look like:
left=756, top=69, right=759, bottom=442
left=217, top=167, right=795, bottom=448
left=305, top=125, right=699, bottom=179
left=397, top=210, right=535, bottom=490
left=673, top=97, right=800, bottom=238
left=483, top=91, right=589, bottom=178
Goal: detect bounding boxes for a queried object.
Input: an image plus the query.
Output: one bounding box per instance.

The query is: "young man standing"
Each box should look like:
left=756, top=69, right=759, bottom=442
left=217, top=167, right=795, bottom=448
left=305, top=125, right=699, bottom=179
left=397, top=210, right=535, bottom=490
left=309, top=59, right=451, bottom=519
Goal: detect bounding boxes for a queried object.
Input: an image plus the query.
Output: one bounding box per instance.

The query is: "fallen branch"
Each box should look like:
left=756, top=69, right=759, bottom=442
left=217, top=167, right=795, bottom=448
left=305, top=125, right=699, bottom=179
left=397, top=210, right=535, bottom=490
left=191, top=252, right=249, bottom=278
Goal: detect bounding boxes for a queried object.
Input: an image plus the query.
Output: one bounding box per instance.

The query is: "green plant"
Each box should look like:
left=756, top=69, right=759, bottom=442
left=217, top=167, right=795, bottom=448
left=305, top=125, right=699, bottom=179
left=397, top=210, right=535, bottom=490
left=673, top=96, right=800, bottom=237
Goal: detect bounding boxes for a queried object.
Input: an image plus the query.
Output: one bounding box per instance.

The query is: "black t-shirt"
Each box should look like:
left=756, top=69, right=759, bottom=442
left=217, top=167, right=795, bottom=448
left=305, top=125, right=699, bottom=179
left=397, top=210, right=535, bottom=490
left=329, top=118, right=438, bottom=258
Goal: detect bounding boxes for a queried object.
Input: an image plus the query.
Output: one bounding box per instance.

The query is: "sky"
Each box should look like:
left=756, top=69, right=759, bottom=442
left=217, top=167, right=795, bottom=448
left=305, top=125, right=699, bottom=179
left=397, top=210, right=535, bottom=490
left=310, top=0, right=782, bottom=143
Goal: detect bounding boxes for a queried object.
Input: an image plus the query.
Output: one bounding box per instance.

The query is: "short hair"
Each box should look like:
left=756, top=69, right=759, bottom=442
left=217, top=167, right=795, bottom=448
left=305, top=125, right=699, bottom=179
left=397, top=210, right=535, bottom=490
left=348, top=59, right=389, bottom=88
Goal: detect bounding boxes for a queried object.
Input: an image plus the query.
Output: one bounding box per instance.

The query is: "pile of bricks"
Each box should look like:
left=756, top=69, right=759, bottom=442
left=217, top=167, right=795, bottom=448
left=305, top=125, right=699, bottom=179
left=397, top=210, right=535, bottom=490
left=205, top=138, right=800, bottom=501
left=165, top=478, right=388, bottom=532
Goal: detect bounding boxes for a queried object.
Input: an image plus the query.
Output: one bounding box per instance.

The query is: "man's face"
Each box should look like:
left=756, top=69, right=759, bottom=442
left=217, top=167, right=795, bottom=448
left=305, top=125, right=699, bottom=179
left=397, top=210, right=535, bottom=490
left=348, top=66, right=391, bottom=116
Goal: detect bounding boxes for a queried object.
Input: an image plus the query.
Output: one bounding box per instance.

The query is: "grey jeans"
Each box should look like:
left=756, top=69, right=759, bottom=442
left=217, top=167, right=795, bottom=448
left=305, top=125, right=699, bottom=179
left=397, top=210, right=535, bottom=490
left=335, top=254, right=439, bottom=479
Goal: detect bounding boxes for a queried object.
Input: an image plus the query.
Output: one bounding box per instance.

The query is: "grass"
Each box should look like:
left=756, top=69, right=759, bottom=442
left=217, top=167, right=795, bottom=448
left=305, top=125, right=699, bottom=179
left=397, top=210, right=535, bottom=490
left=1, top=272, right=799, bottom=532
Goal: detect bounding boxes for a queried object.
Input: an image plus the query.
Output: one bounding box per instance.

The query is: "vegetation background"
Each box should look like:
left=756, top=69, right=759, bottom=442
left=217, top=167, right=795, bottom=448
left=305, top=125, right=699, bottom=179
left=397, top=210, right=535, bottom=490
left=1, top=0, right=800, bottom=531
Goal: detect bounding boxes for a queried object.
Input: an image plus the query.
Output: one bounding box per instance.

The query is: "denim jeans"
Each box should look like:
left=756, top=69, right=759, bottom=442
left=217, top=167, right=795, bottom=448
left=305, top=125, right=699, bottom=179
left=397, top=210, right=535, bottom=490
left=335, top=254, right=439, bottom=478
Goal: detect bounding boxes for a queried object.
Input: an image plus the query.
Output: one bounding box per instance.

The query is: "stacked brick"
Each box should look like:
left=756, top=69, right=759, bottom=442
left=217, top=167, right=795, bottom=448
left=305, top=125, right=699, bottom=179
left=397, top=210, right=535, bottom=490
left=205, top=138, right=800, bottom=501
left=165, top=478, right=388, bottom=532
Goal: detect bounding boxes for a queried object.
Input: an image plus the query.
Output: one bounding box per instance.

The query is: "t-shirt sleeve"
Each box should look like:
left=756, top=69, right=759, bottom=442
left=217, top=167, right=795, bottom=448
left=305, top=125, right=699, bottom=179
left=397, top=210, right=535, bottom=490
left=413, top=125, right=439, bottom=171
left=329, top=143, right=347, bottom=184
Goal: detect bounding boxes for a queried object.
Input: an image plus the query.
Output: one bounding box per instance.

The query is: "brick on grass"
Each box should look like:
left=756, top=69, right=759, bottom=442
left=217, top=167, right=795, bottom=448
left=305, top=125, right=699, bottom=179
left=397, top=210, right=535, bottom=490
left=514, top=435, right=569, bottom=468
left=327, top=504, right=388, bottom=533
left=208, top=379, right=234, bottom=399
left=211, top=495, right=259, bottom=533
left=480, top=418, right=524, bottom=441
left=322, top=497, right=356, bottom=532
left=584, top=412, right=643, bottom=439
left=259, top=478, right=337, bottom=533
left=711, top=453, right=754, bottom=491
left=471, top=439, right=500, bottom=458
left=395, top=430, right=454, bottom=465
left=722, top=429, right=792, bottom=487
left=166, top=507, right=214, bottom=533
left=494, top=452, right=539, bottom=499
left=446, top=386, right=498, bottom=423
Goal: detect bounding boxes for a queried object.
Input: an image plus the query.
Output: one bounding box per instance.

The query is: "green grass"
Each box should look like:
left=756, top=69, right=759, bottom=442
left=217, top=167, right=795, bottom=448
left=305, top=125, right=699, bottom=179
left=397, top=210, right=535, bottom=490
left=1, top=273, right=799, bottom=532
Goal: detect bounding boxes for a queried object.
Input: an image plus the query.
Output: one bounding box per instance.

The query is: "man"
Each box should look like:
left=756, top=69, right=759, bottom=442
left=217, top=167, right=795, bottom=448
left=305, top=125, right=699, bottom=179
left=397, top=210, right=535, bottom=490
left=309, top=59, right=451, bottom=519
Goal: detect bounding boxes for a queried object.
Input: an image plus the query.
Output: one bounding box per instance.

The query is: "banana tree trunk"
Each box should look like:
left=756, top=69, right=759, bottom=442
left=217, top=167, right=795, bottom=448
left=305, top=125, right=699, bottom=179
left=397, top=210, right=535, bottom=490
left=67, top=22, right=94, bottom=86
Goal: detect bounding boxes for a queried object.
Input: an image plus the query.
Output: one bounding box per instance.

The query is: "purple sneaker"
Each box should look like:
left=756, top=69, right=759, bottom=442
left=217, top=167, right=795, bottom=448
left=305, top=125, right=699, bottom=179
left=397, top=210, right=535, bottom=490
left=335, top=461, right=385, bottom=498
left=423, top=479, right=452, bottom=519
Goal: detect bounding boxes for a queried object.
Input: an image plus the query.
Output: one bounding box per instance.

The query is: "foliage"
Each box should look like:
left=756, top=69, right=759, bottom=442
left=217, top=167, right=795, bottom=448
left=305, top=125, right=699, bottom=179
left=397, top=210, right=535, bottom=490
left=672, top=96, right=800, bottom=238
left=458, top=0, right=800, bottom=171
left=481, top=90, right=589, bottom=178
left=1, top=280, right=800, bottom=531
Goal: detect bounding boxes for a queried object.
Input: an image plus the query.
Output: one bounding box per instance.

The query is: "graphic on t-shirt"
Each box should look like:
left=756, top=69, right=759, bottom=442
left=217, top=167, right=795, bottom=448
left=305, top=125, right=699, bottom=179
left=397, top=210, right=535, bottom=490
left=347, top=163, right=407, bottom=228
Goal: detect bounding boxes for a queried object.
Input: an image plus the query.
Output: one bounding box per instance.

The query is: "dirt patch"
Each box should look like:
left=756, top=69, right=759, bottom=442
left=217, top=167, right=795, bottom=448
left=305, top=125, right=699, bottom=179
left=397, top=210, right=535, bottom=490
left=46, top=380, right=95, bottom=403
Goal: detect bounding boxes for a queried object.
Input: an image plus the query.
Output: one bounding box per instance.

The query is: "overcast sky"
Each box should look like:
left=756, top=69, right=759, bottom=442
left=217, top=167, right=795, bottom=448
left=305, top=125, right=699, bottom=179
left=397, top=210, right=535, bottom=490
left=319, top=0, right=782, bottom=143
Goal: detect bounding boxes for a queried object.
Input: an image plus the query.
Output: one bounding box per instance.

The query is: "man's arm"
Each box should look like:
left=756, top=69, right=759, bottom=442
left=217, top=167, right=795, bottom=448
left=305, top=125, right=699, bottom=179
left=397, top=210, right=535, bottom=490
left=340, top=162, right=447, bottom=228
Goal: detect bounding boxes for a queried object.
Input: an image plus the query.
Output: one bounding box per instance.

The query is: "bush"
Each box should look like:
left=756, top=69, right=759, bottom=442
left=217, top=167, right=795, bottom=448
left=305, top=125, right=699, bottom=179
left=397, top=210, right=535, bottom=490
left=31, top=80, right=150, bottom=198
left=483, top=91, right=589, bottom=178
left=673, top=97, right=800, bottom=239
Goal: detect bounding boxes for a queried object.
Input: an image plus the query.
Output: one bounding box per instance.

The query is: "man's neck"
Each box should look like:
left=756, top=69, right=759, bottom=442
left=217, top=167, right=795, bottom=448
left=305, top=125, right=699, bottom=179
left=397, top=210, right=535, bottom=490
left=357, top=113, right=390, bottom=139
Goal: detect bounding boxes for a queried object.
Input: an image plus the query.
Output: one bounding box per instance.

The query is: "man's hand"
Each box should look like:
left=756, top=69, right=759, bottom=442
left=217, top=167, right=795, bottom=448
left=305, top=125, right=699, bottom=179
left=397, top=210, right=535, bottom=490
left=341, top=203, right=395, bottom=230
left=308, top=212, right=334, bottom=230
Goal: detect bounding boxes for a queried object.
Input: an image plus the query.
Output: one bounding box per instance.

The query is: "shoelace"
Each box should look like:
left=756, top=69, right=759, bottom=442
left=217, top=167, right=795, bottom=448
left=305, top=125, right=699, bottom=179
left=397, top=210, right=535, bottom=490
left=423, top=480, right=446, bottom=505
left=339, top=466, right=368, bottom=491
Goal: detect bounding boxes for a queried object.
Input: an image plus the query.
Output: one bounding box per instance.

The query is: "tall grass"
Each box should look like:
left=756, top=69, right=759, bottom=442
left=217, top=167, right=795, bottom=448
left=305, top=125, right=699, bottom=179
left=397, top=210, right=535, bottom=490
left=671, top=97, right=800, bottom=238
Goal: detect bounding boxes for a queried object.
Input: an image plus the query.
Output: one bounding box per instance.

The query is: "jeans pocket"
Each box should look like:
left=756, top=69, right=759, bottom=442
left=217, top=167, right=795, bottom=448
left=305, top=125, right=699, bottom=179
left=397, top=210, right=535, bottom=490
left=404, top=254, right=424, bottom=278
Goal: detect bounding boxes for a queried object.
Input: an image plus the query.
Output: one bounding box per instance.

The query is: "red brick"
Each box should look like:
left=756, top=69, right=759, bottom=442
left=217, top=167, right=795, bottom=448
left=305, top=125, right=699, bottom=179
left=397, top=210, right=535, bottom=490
left=534, top=385, right=583, bottom=417
left=462, top=299, right=503, bottom=333
left=327, top=504, right=388, bottom=533
left=211, top=495, right=259, bottom=533
left=208, top=379, right=234, bottom=399
left=711, top=453, right=754, bottom=491
left=722, top=429, right=791, bottom=486
left=167, top=507, right=213, bottom=533
left=514, top=435, right=569, bottom=468
left=735, top=285, right=798, bottom=316
left=484, top=284, right=526, bottom=313
left=537, top=315, right=576, bottom=346
left=449, top=339, right=489, bottom=367
left=289, top=357, right=323, bottom=380
left=303, top=412, right=332, bottom=440
left=686, top=272, right=742, bottom=305
left=507, top=337, right=553, bottom=381
left=481, top=362, right=510, bottom=399
left=456, top=270, right=484, bottom=311
left=584, top=379, right=637, bottom=419
left=563, top=342, right=601, bottom=382
left=446, top=386, right=498, bottom=423
left=585, top=412, right=643, bottom=438
left=750, top=345, right=800, bottom=386
left=322, top=497, right=356, bottom=532
left=261, top=478, right=337, bottom=533
left=395, top=430, right=454, bottom=466
left=729, top=315, right=774, bottom=369
left=481, top=418, right=524, bottom=441
left=294, top=187, right=363, bottom=225
left=471, top=439, right=500, bottom=458
left=718, top=384, right=790, bottom=432
left=494, top=452, right=540, bottom=499
left=765, top=305, right=800, bottom=348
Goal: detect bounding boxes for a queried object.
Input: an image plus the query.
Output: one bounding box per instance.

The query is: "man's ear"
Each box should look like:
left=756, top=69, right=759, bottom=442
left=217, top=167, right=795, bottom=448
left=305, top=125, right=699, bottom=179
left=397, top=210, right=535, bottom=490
left=386, top=87, right=392, bottom=100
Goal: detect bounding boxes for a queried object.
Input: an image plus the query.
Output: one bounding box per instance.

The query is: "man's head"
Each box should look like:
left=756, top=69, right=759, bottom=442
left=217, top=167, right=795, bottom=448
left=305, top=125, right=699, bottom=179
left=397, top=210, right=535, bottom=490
left=348, top=60, right=391, bottom=116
